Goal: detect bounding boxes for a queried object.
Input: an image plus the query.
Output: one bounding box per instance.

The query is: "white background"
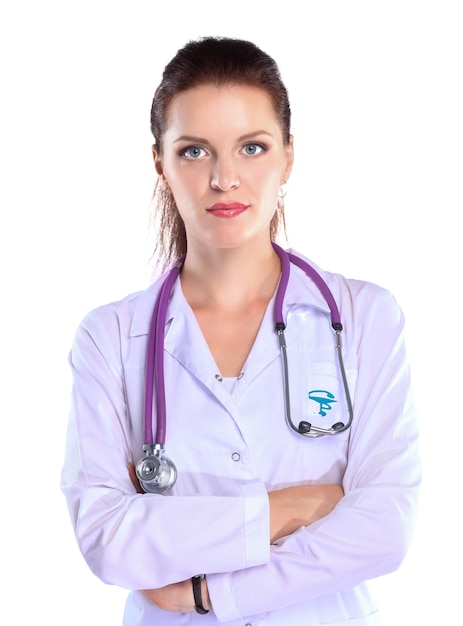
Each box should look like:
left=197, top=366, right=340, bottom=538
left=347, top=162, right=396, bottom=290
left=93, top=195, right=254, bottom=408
left=1, top=1, right=461, bottom=624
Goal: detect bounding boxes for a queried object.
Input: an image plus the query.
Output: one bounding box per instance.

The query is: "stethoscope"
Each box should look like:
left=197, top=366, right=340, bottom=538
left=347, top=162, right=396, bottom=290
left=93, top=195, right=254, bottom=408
left=136, top=243, right=354, bottom=493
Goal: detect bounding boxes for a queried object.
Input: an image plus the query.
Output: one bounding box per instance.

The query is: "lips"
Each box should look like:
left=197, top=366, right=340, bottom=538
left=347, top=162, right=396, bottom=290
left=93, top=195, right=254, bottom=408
left=206, top=202, right=249, bottom=218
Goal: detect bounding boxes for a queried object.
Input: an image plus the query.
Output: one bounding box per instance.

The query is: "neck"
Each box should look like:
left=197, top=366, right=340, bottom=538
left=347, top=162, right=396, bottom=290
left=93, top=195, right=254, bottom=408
left=180, top=240, right=282, bottom=310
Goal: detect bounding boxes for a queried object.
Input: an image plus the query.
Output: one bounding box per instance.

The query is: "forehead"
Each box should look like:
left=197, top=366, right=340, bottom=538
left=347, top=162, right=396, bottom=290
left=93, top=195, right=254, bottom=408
left=164, top=84, right=283, bottom=139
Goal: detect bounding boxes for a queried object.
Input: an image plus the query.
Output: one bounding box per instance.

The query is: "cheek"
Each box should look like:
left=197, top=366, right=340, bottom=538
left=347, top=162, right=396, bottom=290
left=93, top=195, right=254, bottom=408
left=167, top=173, right=208, bottom=220
left=166, top=164, right=208, bottom=197
left=259, top=169, right=284, bottom=202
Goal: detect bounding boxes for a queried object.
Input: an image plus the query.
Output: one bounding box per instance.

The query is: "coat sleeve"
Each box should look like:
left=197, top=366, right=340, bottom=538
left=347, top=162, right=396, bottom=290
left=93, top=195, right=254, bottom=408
left=207, top=286, right=421, bottom=622
left=60, top=306, right=270, bottom=589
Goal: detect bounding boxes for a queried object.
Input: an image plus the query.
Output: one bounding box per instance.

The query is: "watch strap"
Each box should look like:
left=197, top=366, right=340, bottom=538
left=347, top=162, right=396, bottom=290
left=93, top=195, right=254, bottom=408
left=192, top=574, right=209, bottom=614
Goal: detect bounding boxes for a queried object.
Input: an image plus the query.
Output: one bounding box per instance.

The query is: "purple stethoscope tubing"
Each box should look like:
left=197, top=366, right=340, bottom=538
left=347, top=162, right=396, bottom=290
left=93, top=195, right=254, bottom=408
left=143, top=256, right=185, bottom=445
left=273, top=244, right=342, bottom=330
left=144, top=243, right=353, bottom=447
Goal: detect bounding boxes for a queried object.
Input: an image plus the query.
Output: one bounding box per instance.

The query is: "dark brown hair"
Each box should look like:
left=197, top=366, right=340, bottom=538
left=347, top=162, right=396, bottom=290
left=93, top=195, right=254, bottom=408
left=150, top=36, right=291, bottom=270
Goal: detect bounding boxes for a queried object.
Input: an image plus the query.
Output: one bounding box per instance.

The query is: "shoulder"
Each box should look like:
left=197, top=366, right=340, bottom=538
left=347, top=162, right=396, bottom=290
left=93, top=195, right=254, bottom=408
left=73, top=275, right=166, bottom=344
left=287, top=248, right=404, bottom=327
left=288, top=248, right=383, bottom=295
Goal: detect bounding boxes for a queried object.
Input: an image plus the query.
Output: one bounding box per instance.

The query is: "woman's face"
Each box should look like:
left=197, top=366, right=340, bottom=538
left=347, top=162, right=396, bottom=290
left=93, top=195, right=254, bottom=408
left=153, top=84, right=294, bottom=253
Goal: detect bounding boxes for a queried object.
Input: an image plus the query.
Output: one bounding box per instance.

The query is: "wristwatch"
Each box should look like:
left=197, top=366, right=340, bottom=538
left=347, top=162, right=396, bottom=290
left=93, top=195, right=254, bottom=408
left=191, top=574, right=209, bottom=614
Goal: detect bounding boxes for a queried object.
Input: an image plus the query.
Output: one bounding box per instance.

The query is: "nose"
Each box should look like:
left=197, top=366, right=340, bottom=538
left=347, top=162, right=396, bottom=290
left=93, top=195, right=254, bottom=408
left=210, top=157, right=240, bottom=191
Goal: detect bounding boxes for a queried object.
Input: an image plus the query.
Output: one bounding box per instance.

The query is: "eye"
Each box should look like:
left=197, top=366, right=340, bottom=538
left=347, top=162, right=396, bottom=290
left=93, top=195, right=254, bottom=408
left=241, top=143, right=265, bottom=156
left=181, top=146, right=207, bottom=159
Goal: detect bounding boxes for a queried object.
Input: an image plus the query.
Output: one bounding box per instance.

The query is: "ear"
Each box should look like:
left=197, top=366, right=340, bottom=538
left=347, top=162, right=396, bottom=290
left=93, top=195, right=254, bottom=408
left=282, top=134, right=294, bottom=184
left=152, top=144, right=164, bottom=176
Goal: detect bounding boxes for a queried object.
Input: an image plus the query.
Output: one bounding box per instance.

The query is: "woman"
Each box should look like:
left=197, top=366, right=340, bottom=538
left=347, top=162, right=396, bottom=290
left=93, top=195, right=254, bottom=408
left=61, top=37, right=420, bottom=625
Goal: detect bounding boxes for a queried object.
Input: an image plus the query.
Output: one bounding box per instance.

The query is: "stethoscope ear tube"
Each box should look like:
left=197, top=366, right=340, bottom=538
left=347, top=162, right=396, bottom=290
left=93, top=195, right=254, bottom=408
left=273, top=243, right=353, bottom=438
left=333, top=329, right=354, bottom=432
left=278, top=325, right=353, bottom=437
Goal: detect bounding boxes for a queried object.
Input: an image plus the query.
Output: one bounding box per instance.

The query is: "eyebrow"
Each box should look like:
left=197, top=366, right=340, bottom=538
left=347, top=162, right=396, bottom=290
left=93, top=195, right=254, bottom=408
left=173, top=130, right=273, bottom=144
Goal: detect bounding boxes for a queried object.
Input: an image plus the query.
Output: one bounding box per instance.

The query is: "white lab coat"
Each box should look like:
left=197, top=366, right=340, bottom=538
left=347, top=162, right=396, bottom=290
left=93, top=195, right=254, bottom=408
left=61, top=249, right=421, bottom=625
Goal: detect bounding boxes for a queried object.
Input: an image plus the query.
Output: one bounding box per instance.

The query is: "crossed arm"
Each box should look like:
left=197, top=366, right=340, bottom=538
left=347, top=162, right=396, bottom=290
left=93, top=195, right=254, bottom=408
left=128, top=465, right=343, bottom=614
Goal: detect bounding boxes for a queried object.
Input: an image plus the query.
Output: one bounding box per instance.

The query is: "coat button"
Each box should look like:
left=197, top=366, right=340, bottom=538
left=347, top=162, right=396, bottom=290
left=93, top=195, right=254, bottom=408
left=231, top=452, right=241, bottom=462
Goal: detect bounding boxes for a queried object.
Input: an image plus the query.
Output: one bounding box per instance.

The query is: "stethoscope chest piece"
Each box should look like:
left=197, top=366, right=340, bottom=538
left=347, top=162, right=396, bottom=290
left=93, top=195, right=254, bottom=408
left=136, top=444, right=177, bottom=494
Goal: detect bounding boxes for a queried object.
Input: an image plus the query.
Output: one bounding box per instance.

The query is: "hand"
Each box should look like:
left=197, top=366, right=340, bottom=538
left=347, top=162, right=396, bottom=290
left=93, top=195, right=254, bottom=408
left=128, top=463, right=144, bottom=493
left=140, top=577, right=211, bottom=613
left=269, top=484, right=344, bottom=543
left=140, top=580, right=193, bottom=612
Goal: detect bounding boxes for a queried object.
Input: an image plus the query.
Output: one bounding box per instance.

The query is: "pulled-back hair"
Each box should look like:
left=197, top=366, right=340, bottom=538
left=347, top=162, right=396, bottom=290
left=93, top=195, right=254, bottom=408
left=150, top=37, right=291, bottom=270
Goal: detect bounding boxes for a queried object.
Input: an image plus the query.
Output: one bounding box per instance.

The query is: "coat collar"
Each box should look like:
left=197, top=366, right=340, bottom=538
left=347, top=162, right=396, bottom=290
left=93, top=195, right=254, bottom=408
left=129, top=249, right=333, bottom=340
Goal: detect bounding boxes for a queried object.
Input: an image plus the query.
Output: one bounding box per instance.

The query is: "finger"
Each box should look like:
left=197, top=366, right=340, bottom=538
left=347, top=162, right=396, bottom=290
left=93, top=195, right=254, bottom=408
left=128, top=463, right=144, bottom=493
